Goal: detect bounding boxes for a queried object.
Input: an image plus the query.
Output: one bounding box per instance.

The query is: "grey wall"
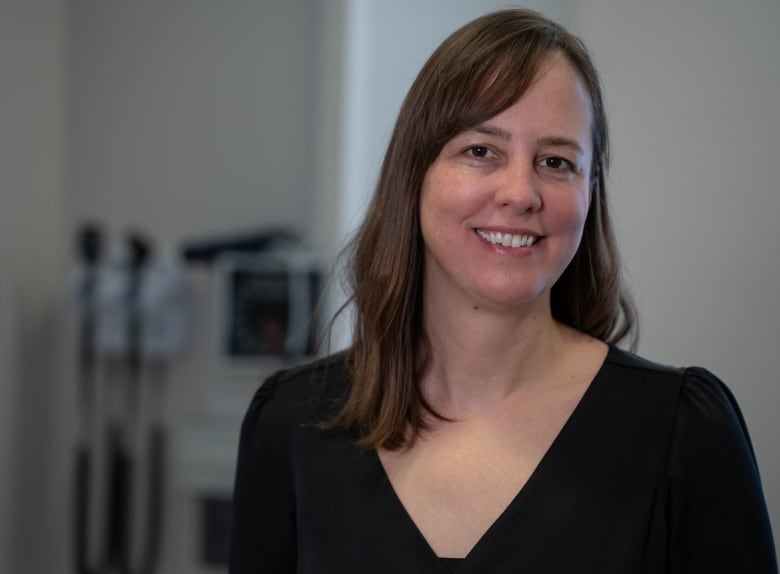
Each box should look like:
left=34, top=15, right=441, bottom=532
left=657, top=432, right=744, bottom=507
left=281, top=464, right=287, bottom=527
left=574, top=0, right=780, bottom=541
left=67, top=0, right=318, bottom=246
left=0, top=1, right=65, bottom=572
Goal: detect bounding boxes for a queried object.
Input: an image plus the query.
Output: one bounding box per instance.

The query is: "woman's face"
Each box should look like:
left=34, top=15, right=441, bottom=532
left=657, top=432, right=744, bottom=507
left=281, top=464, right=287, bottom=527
left=419, top=52, right=593, bottom=314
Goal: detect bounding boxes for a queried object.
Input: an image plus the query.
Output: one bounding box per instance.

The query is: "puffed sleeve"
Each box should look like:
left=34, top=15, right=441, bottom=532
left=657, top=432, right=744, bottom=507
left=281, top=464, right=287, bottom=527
left=667, top=367, right=777, bottom=573
left=229, top=372, right=297, bottom=573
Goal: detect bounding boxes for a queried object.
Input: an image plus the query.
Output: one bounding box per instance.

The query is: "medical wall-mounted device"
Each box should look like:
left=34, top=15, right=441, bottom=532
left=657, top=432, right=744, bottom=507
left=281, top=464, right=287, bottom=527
left=213, top=248, right=322, bottom=369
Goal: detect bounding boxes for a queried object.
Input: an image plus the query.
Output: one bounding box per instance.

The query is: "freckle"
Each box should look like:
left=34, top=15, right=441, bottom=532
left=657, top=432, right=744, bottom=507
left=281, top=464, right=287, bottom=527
left=473, top=305, right=479, bottom=310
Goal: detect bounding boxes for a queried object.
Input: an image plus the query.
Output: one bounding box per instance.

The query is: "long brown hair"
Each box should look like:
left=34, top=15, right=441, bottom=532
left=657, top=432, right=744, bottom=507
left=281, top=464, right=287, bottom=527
left=326, top=8, right=638, bottom=450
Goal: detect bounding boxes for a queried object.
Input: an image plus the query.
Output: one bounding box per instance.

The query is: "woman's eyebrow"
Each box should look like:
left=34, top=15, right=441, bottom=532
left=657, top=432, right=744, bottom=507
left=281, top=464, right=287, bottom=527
left=467, top=124, right=512, bottom=140
left=537, top=136, right=585, bottom=155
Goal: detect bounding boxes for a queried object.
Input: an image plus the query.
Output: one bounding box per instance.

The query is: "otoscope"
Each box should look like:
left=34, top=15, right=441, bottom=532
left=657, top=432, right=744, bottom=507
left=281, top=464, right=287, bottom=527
left=73, top=229, right=167, bottom=574
left=119, top=232, right=166, bottom=574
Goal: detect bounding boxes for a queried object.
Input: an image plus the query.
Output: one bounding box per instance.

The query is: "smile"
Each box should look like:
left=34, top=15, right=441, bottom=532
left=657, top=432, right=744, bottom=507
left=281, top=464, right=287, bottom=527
left=476, top=229, right=539, bottom=248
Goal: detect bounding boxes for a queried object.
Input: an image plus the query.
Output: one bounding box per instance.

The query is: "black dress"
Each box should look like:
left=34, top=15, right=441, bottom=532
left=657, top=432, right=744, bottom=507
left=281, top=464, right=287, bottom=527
left=229, top=346, right=777, bottom=573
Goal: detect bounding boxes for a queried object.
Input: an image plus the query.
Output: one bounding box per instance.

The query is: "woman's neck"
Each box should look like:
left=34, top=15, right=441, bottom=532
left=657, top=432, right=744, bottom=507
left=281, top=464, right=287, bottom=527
left=421, top=293, right=570, bottom=412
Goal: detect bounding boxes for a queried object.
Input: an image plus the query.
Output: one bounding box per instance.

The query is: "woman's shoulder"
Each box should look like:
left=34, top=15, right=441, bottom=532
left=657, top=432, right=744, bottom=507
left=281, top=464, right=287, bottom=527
left=602, top=346, right=747, bottom=435
left=603, top=345, right=683, bottom=380
left=243, top=352, right=351, bottom=431
left=604, top=346, right=726, bottom=390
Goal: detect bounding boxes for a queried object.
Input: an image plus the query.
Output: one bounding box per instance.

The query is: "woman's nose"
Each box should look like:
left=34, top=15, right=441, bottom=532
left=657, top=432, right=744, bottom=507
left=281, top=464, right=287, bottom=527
left=493, top=160, right=542, bottom=213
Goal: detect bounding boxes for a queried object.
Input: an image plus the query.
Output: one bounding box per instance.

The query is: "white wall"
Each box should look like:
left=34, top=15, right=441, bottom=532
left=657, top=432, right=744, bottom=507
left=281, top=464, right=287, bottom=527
left=0, top=1, right=65, bottom=572
left=573, top=0, right=780, bottom=545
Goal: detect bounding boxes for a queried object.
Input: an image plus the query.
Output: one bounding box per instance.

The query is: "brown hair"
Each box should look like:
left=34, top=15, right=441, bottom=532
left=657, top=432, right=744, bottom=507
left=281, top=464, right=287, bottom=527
left=326, top=8, right=638, bottom=450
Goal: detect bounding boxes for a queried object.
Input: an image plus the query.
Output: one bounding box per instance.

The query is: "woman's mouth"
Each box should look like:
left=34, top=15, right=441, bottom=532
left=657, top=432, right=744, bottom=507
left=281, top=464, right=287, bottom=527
left=476, top=229, right=540, bottom=248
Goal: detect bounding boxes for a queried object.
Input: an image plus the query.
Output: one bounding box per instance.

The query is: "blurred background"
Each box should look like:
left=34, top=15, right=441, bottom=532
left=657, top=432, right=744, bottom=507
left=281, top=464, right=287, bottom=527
left=1, top=0, right=778, bottom=572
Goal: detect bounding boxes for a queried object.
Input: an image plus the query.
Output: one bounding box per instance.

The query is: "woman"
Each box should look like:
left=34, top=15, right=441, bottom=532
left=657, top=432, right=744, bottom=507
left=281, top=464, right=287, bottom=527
left=230, top=9, right=777, bottom=573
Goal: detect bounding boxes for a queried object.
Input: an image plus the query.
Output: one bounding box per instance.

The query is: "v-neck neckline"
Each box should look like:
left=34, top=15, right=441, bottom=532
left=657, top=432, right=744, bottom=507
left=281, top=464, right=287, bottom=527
left=371, top=345, right=615, bottom=570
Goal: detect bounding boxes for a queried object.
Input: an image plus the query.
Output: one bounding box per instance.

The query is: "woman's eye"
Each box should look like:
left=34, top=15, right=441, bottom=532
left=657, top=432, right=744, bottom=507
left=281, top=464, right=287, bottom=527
left=466, top=146, right=493, bottom=158
left=541, top=156, right=574, bottom=171
left=537, top=156, right=581, bottom=181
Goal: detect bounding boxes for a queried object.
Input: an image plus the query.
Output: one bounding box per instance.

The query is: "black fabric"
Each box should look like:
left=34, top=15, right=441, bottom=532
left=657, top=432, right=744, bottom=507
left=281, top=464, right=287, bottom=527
left=440, top=557, right=463, bottom=572
left=229, top=346, right=777, bottom=573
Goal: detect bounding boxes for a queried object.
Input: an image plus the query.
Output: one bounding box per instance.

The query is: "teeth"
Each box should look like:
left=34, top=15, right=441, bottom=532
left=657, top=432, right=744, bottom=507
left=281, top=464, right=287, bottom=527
left=477, top=229, right=537, bottom=247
